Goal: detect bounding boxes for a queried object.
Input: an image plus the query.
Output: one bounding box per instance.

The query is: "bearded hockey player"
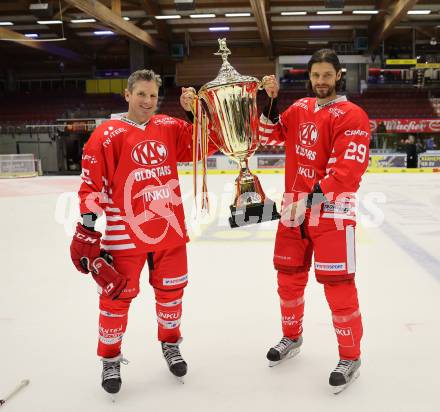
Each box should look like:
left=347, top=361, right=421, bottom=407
left=260, top=49, right=370, bottom=394
left=70, top=69, right=210, bottom=396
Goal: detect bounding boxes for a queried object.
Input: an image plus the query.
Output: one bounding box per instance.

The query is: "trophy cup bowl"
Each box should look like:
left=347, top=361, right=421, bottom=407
left=198, top=39, right=280, bottom=228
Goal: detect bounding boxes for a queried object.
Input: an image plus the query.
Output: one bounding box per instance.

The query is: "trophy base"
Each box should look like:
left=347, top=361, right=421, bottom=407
left=229, top=200, right=280, bottom=228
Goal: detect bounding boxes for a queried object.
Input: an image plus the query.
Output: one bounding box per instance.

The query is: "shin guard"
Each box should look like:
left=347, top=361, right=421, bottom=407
left=97, top=298, right=130, bottom=358
left=154, top=288, right=184, bottom=343
left=277, top=270, right=309, bottom=340
left=324, top=280, right=363, bottom=360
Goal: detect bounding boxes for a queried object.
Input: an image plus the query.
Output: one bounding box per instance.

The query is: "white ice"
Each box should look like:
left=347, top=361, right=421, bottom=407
left=1, top=173, right=439, bottom=412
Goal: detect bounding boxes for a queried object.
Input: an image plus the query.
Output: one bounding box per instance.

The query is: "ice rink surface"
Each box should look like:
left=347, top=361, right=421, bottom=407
left=1, top=173, right=439, bottom=412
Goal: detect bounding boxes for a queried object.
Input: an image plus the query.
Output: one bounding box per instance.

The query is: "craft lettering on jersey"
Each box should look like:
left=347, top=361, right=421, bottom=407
left=132, top=140, right=169, bottom=167
left=344, top=129, right=369, bottom=138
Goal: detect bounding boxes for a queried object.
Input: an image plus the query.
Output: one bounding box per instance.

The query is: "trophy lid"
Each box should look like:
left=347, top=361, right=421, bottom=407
left=200, top=38, right=259, bottom=91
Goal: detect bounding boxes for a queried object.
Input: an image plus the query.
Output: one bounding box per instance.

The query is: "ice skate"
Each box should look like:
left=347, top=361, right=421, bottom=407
left=161, top=339, right=187, bottom=383
left=329, top=358, right=361, bottom=394
left=266, top=336, right=303, bottom=367
left=101, top=354, right=129, bottom=400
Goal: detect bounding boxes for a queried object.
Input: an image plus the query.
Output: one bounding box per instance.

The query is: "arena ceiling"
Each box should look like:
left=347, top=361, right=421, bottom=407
left=0, top=0, right=439, bottom=71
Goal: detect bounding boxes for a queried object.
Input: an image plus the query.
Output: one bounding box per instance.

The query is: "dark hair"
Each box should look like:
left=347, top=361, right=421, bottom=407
left=307, top=48, right=343, bottom=91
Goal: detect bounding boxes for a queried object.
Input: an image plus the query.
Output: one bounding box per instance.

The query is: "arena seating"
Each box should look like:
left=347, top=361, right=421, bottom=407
left=0, top=90, right=126, bottom=125
left=350, top=88, right=437, bottom=118
left=0, top=86, right=437, bottom=139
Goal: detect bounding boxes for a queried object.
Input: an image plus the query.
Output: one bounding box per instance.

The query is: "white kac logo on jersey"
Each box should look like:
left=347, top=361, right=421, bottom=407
left=132, top=140, right=168, bottom=167
left=299, top=122, right=319, bottom=147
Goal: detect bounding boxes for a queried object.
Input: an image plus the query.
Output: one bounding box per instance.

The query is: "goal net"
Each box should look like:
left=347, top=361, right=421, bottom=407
left=0, top=154, right=39, bottom=178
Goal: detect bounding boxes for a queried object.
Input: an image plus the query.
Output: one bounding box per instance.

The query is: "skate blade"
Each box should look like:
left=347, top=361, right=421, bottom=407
left=268, top=347, right=301, bottom=367
left=331, top=370, right=360, bottom=394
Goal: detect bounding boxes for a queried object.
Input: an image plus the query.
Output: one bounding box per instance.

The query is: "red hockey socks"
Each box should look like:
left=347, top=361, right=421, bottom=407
left=323, top=280, right=363, bottom=360
left=97, top=298, right=130, bottom=358
left=277, top=271, right=309, bottom=339
left=154, top=288, right=184, bottom=343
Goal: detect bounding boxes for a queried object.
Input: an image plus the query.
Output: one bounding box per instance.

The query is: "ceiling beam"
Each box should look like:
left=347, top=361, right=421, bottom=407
left=111, top=0, right=121, bottom=16
left=0, top=26, right=83, bottom=61
left=249, top=0, right=273, bottom=57
left=368, top=0, right=419, bottom=53
left=139, top=0, right=171, bottom=42
left=63, top=0, right=166, bottom=52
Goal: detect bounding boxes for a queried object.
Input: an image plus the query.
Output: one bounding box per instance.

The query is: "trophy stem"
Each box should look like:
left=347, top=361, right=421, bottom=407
left=229, top=159, right=281, bottom=228
left=238, top=158, right=249, bottom=171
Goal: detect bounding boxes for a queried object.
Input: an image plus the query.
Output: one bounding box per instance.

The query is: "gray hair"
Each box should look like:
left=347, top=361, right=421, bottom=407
left=127, top=69, right=162, bottom=92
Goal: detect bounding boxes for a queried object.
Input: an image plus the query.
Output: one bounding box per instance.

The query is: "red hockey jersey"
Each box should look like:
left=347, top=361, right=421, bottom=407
left=259, top=96, right=370, bottom=221
left=78, top=114, right=197, bottom=255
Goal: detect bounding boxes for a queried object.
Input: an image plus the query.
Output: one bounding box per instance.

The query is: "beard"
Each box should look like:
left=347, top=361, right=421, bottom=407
left=312, top=84, right=335, bottom=99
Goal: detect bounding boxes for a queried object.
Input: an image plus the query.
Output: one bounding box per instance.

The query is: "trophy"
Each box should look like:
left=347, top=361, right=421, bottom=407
left=195, top=38, right=280, bottom=228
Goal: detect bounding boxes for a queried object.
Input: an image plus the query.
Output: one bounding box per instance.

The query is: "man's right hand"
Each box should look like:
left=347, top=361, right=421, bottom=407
left=70, top=223, right=102, bottom=274
left=262, top=75, right=279, bottom=98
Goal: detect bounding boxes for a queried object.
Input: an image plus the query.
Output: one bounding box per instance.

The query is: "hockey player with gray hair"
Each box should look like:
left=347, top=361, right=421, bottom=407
left=70, top=69, right=211, bottom=397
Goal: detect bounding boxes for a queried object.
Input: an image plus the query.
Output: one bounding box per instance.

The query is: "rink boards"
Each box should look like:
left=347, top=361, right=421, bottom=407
left=178, top=154, right=440, bottom=174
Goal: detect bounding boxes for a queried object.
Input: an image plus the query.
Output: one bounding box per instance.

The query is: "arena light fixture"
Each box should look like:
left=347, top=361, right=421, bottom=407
left=71, top=18, right=96, bottom=23
left=352, top=10, right=379, bottom=14
left=25, top=33, right=39, bottom=38
left=29, top=3, right=49, bottom=11
left=209, top=27, right=230, bottom=32
left=317, top=10, right=343, bottom=15
left=309, top=25, right=331, bottom=29
left=37, top=20, right=63, bottom=24
left=225, top=13, right=251, bottom=17
left=0, top=21, right=14, bottom=26
left=94, top=30, right=114, bottom=35
left=123, top=17, right=130, bottom=21
left=190, top=13, right=216, bottom=18
left=155, top=15, right=181, bottom=19
left=281, top=11, right=307, bottom=16
left=407, top=10, right=431, bottom=15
